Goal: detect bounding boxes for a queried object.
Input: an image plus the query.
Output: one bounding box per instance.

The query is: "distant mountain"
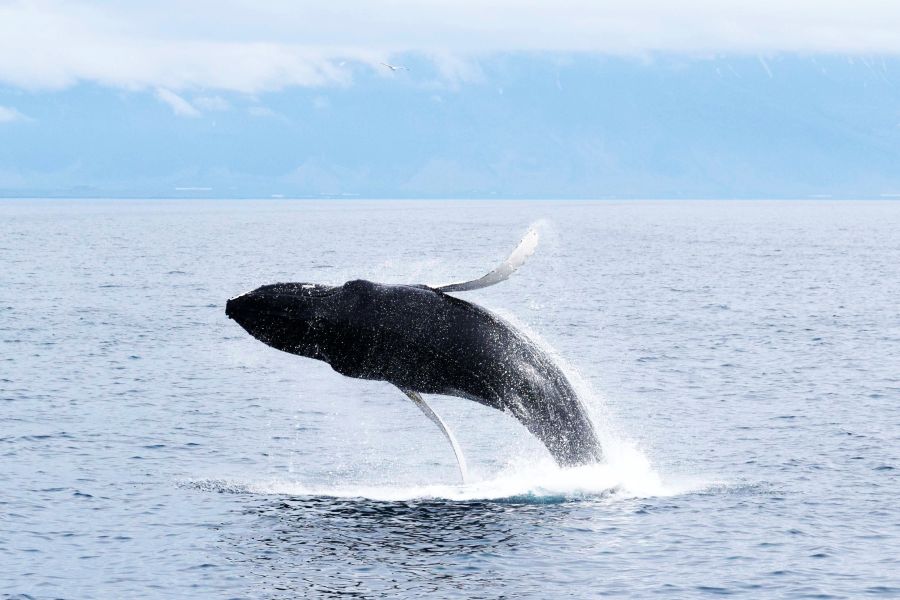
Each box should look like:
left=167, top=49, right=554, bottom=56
left=2, top=55, right=899, bottom=199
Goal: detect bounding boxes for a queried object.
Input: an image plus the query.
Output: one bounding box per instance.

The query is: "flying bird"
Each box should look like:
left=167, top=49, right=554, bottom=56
left=380, top=62, right=408, bottom=72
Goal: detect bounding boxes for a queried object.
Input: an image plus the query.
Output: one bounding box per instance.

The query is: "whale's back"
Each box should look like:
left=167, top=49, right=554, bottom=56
left=327, top=282, right=602, bottom=466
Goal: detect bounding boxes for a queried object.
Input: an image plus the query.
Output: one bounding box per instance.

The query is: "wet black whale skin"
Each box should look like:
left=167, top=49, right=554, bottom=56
left=226, top=279, right=602, bottom=466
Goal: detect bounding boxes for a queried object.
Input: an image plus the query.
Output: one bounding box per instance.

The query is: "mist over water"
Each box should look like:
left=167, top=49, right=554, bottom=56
left=2, top=200, right=899, bottom=598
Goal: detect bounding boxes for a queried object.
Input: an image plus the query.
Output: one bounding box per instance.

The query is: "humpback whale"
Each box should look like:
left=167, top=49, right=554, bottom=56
left=226, top=230, right=602, bottom=474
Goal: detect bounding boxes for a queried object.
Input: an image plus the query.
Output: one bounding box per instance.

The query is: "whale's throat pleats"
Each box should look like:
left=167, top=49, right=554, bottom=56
left=400, top=388, right=468, bottom=483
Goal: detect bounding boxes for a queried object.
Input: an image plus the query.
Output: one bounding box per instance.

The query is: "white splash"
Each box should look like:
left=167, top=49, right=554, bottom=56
left=483, top=301, right=706, bottom=502
left=187, top=454, right=706, bottom=503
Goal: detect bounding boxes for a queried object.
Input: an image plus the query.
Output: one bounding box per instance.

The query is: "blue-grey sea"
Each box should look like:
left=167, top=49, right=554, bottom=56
left=1, top=200, right=899, bottom=599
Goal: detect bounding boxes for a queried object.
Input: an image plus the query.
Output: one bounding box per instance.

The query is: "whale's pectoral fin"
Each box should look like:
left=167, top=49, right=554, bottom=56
left=435, top=227, right=539, bottom=293
left=400, top=387, right=468, bottom=483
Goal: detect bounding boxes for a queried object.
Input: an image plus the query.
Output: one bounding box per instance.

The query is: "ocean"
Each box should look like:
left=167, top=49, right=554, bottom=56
left=2, top=199, right=898, bottom=598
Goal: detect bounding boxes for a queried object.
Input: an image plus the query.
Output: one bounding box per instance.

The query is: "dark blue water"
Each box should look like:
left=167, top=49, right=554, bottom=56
left=1, top=200, right=898, bottom=598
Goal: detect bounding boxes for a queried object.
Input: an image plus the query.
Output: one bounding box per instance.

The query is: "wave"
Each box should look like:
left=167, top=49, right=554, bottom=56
left=182, top=455, right=709, bottom=503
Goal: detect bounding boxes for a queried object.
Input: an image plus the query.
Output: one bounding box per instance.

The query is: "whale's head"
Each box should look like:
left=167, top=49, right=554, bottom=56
left=226, top=282, right=343, bottom=360
left=225, top=279, right=387, bottom=364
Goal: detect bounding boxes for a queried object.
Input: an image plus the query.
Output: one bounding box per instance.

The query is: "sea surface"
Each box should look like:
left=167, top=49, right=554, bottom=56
left=1, top=200, right=899, bottom=599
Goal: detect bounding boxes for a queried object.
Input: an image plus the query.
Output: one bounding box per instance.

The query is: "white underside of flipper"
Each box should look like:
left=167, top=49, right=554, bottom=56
left=401, top=388, right=468, bottom=483
left=436, top=227, right=539, bottom=293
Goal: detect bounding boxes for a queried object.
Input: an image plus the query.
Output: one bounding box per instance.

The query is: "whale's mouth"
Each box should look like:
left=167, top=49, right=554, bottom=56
left=225, top=283, right=341, bottom=362
left=225, top=293, right=268, bottom=322
left=224, top=295, right=243, bottom=320
left=225, top=295, right=314, bottom=332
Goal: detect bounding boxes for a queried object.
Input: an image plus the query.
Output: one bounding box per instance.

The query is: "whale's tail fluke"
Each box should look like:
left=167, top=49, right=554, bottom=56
left=435, top=227, right=539, bottom=293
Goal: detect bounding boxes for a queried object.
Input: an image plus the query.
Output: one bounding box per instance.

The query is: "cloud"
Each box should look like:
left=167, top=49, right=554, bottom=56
left=155, top=88, right=200, bottom=117
left=0, top=1, right=368, bottom=92
left=2, top=1, right=900, bottom=93
left=0, top=105, right=28, bottom=123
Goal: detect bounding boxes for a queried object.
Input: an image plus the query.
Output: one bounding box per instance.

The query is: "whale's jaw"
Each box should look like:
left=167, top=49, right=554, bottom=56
left=226, top=283, right=336, bottom=358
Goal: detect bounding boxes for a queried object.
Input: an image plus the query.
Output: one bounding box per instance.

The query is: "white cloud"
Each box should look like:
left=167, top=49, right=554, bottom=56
left=0, top=105, right=28, bottom=122
left=2, top=1, right=900, bottom=93
left=155, top=88, right=200, bottom=117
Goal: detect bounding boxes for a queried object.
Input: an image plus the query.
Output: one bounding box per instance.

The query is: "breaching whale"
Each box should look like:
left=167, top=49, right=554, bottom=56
left=226, top=230, right=602, bottom=476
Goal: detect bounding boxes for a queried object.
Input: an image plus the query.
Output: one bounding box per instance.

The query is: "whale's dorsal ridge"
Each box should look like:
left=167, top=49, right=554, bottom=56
left=435, top=227, right=540, bottom=293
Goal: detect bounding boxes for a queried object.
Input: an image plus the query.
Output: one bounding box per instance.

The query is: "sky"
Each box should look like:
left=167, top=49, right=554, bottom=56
left=2, top=1, right=900, bottom=198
